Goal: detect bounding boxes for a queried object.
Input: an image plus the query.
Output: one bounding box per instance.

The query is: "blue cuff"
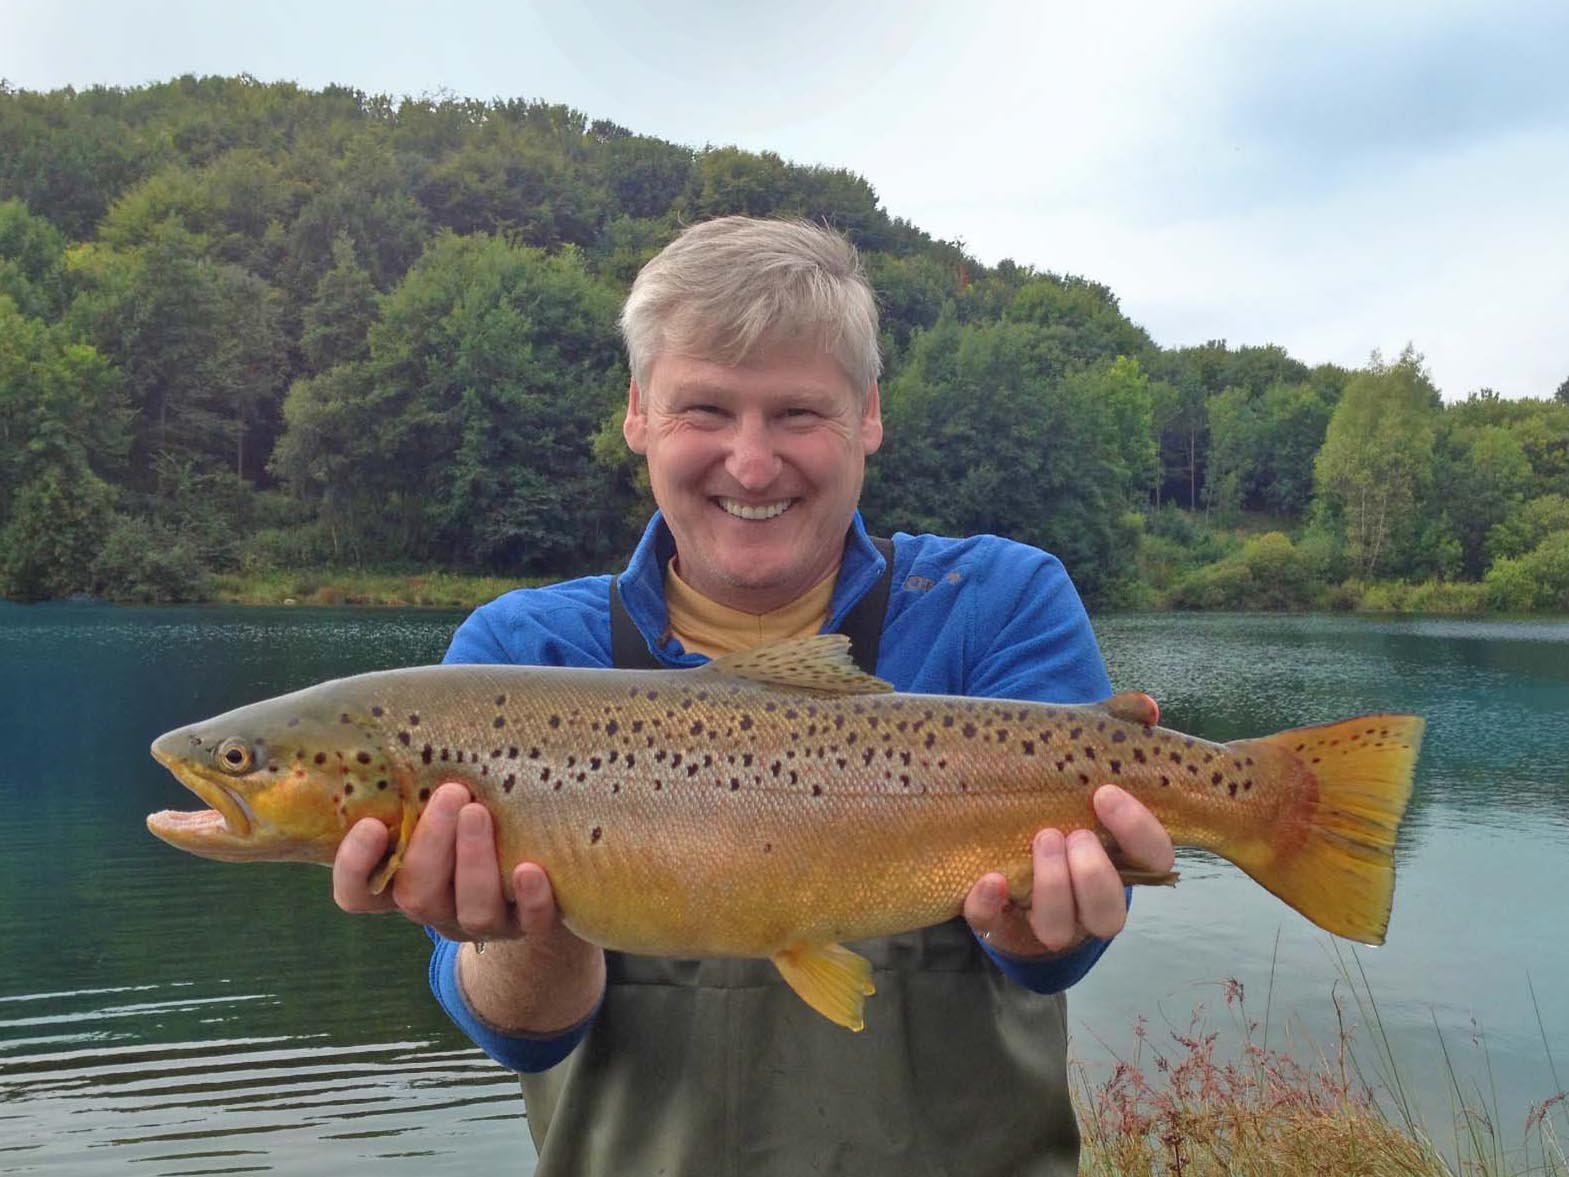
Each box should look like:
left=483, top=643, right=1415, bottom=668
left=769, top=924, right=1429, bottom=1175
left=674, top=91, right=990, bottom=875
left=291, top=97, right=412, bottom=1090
left=977, top=887, right=1129, bottom=994
left=426, top=930, right=598, bottom=1072
left=979, top=933, right=1112, bottom=993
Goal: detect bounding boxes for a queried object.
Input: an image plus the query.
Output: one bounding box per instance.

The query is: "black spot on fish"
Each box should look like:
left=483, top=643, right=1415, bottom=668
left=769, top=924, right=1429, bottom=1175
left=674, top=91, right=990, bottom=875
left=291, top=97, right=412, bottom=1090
left=421, top=745, right=433, bottom=765
left=646, top=691, right=658, bottom=701
left=1228, top=782, right=1238, bottom=797
left=605, top=719, right=619, bottom=736
left=377, top=779, right=387, bottom=790
left=549, top=715, right=561, bottom=729
left=339, top=713, right=352, bottom=725
left=507, top=746, right=519, bottom=759
left=1109, top=760, right=1122, bottom=774
left=1133, top=748, right=1146, bottom=764
left=1070, top=727, right=1082, bottom=739
left=763, top=843, right=772, bottom=854
left=626, top=754, right=635, bottom=769
left=591, top=826, right=602, bottom=844
left=925, top=732, right=937, bottom=750
left=440, top=748, right=450, bottom=762
left=418, top=787, right=431, bottom=801
left=730, top=778, right=740, bottom=791
left=314, top=752, right=327, bottom=766
left=811, top=784, right=823, bottom=796
left=590, top=757, right=601, bottom=771
left=1023, top=740, right=1035, bottom=756
left=962, top=723, right=977, bottom=738
left=495, top=694, right=506, bottom=706
left=1160, top=775, right=1170, bottom=787
left=370, top=706, right=384, bottom=718
left=576, top=772, right=586, bottom=783
left=670, top=752, right=682, bottom=768
left=541, top=767, right=551, bottom=783
left=356, top=751, right=371, bottom=765
left=608, top=750, right=619, bottom=764
left=344, top=783, right=354, bottom=795
left=493, top=716, right=506, bottom=729
left=942, top=715, right=955, bottom=728
left=632, top=720, right=645, bottom=734
left=1112, top=730, right=1126, bottom=743
left=1243, top=779, right=1253, bottom=790
left=1079, top=772, right=1090, bottom=785
left=408, top=714, right=421, bottom=727
left=690, top=722, right=705, bottom=736
left=1083, top=747, right=1096, bottom=761
left=1211, top=771, right=1223, bottom=786
left=398, top=732, right=411, bottom=747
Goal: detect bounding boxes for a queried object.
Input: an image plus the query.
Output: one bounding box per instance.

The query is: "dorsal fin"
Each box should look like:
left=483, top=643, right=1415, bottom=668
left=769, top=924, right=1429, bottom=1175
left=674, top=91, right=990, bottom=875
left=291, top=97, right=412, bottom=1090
left=1100, top=690, right=1160, bottom=727
left=704, top=635, right=893, bottom=695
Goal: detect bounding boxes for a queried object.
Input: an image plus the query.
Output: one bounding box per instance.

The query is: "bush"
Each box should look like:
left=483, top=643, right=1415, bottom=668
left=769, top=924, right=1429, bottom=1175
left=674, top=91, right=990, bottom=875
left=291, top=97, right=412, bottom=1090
left=91, top=515, right=210, bottom=602
left=1167, top=532, right=1319, bottom=610
left=1485, top=530, right=1569, bottom=612
left=0, top=463, right=117, bottom=600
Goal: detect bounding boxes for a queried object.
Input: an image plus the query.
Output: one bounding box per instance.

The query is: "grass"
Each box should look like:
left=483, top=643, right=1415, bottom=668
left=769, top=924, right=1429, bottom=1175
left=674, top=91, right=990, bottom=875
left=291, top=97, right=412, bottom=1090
left=208, top=569, right=547, bottom=609
left=1072, top=956, right=1567, bottom=1176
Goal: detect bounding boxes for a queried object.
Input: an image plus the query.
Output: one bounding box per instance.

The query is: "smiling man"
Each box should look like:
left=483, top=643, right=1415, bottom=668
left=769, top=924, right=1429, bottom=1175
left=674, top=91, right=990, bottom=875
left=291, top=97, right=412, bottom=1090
left=332, top=217, right=1173, bottom=1177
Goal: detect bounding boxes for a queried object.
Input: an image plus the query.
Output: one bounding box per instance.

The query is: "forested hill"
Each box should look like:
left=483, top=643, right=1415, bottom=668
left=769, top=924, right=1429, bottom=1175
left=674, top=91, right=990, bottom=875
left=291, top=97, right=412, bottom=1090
left=3, top=76, right=1567, bottom=609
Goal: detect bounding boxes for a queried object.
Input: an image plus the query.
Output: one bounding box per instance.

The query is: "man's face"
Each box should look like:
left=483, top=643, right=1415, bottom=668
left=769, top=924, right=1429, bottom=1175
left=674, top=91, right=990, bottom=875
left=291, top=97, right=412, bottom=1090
left=622, top=341, right=883, bottom=614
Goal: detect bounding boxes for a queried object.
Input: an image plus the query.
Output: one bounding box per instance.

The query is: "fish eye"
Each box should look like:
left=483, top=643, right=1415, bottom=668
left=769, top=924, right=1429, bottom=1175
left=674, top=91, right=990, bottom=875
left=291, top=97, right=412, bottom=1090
left=215, top=738, right=254, bottom=775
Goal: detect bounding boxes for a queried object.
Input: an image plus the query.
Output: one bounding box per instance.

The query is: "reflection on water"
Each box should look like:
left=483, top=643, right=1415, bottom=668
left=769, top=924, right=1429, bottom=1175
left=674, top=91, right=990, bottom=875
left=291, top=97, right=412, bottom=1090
left=0, top=983, right=520, bottom=1175
left=2, top=603, right=1566, bottom=1170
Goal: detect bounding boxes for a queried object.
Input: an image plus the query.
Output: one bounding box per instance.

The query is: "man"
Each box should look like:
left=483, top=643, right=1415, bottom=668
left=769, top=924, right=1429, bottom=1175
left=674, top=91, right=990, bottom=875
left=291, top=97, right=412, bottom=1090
left=333, top=216, right=1173, bottom=1175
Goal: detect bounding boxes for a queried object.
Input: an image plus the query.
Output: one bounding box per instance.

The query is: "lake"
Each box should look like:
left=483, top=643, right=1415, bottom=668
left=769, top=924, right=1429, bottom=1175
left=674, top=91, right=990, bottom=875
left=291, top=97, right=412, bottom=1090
left=2, top=604, right=1566, bottom=1173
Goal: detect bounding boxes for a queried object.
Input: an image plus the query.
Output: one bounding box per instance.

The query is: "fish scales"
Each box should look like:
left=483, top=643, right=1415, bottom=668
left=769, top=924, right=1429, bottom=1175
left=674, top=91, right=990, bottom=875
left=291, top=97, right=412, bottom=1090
left=148, top=634, right=1423, bottom=1030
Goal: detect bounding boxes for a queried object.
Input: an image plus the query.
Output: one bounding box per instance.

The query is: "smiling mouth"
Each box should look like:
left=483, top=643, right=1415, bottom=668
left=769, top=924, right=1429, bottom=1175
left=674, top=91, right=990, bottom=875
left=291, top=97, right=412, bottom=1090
left=716, top=497, right=797, bottom=521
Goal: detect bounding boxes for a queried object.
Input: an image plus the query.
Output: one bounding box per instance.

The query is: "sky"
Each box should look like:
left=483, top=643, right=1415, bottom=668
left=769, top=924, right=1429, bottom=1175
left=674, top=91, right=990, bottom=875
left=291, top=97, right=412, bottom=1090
left=3, top=0, right=1566, bottom=400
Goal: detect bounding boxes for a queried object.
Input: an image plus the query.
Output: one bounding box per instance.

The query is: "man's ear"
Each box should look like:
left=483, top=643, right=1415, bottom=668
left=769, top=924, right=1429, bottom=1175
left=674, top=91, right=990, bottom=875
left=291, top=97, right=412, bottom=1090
left=861, top=381, right=884, bottom=455
left=623, top=379, right=648, bottom=454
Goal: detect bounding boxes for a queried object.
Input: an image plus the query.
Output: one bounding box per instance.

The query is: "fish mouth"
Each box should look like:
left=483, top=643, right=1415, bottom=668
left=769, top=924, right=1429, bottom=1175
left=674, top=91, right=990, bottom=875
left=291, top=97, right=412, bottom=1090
left=148, top=740, right=258, bottom=847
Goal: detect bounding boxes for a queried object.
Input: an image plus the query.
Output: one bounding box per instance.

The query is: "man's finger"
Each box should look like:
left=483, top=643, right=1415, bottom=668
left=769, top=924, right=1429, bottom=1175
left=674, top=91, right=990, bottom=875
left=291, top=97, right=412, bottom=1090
left=962, top=872, right=1010, bottom=933
left=513, top=863, right=561, bottom=935
left=1093, top=784, right=1176, bottom=874
left=391, top=782, right=469, bottom=925
left=453, top=803, right=515, bottom=939
left=333, top=818, right=396, bottom=913
left=1066, top=828, right=1129, bottom=940
left=1027, top=830, right=1082, bottom=952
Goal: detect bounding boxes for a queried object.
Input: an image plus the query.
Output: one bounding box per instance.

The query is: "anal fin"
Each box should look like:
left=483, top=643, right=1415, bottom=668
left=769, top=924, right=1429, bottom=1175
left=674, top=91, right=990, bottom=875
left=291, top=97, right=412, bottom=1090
left=772, top=941, right=876, bottom=1031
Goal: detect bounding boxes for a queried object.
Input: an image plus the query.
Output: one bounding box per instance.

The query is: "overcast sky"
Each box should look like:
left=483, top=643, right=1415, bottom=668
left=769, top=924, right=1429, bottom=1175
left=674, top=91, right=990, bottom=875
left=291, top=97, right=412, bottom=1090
left=4, top=0, right=1565, bottom=399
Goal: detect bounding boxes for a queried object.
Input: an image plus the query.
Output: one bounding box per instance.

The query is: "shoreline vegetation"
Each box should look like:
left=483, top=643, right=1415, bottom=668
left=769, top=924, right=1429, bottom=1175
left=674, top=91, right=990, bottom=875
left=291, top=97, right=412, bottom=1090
left=3, top=78, right=1568, bottom=610
left=1073, top=964, right=1568, bottom=1177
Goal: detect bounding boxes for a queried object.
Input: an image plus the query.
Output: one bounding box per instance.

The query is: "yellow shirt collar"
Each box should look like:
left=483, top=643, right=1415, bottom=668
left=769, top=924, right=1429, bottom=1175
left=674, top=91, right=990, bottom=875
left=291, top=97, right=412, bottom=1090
left=664, top=559, right=838, bottom=659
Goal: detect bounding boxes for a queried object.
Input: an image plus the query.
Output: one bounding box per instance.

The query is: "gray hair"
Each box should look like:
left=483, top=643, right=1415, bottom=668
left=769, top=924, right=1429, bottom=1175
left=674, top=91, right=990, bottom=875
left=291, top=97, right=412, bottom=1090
left=620, top=217, right=882, bottom=396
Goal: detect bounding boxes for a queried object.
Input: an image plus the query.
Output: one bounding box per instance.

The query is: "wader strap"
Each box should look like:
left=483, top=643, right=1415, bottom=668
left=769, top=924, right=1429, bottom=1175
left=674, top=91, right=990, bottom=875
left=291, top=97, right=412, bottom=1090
left=609, top=536, right=896, bottom=674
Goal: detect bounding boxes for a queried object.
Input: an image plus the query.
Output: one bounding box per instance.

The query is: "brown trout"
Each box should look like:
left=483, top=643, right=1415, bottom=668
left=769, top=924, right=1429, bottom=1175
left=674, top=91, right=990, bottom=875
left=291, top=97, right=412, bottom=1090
left=148, top=635, right=1423, bottom=1030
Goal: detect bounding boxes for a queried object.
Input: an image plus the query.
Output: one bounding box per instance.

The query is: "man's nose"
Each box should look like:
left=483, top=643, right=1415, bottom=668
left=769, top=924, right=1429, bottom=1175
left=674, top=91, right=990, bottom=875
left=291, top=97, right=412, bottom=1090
left=725, top=416, right=782, bottom=489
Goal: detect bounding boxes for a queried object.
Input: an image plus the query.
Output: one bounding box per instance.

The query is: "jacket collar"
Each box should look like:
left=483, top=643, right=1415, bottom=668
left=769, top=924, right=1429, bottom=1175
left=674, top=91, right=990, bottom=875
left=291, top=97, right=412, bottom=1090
left=618, top=510, right=887, bottom=665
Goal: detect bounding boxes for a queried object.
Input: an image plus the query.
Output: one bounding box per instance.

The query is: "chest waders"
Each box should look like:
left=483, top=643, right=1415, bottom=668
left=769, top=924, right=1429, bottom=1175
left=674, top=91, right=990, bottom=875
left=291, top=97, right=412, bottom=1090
left=517, top=538, right=1082, bottom=1177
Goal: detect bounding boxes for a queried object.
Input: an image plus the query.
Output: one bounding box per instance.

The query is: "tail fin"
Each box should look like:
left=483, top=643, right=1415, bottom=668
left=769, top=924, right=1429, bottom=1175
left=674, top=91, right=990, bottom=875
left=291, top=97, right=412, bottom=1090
left=1227, top=714, right=1424, bottom=945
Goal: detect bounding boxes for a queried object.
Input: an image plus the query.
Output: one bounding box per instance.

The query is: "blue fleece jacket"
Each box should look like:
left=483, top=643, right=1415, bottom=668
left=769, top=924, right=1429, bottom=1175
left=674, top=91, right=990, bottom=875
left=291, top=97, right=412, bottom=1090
left=430, top=511, right=1120, bottom=1072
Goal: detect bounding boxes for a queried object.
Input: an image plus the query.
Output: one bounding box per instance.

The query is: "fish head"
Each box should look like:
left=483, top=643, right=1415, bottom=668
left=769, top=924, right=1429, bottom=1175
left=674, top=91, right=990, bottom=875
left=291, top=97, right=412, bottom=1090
left=147, top=683, right=407, bottom=866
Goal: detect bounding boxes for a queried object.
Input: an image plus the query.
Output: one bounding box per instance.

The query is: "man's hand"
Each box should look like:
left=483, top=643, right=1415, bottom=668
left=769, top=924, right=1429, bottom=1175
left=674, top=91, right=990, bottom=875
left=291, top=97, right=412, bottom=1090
left=963, top=784, right=1174, bottom=958
left=331, top=781, right=557, bottom=944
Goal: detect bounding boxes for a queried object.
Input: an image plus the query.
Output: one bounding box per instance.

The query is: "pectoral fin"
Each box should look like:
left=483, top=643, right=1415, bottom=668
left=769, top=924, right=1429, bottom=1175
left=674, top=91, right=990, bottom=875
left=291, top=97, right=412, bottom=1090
left=772, top=942, right=876, bottom=1031
left=368, top=803, right=420, bottom=895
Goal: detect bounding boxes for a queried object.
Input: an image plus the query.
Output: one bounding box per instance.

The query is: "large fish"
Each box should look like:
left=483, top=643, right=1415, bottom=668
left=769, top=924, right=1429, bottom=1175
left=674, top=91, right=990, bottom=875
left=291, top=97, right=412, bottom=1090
left=148, top=635, right=1423, bottom=1030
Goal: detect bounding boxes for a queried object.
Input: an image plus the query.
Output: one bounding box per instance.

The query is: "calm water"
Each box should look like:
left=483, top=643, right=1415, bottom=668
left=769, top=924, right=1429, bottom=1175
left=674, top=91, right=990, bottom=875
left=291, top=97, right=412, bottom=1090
left=1, top=604, right=1566, bottom=1172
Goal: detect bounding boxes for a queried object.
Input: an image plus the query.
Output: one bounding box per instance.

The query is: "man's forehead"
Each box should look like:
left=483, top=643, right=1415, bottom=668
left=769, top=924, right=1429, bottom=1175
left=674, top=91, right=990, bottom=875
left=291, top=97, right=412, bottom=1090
left=647, top=350, right=861, bottom=400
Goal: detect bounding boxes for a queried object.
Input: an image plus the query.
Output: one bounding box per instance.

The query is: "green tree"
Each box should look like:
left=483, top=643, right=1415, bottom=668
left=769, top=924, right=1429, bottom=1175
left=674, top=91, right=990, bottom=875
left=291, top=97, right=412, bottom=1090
left=0, top=198, right=68, bottom=318
left=273, top=233, right=630, bottom=571
left=867, top=318, right=1152, bottom=598
left=300, top=233, right=377, bottom=370
left=1313, top=350, right=1440, bottom=577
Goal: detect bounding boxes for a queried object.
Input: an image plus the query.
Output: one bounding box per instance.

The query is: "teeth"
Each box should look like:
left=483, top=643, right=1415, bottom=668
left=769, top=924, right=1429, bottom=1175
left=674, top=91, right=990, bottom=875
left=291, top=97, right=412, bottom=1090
left=719, top=498, right=795, bottom=521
